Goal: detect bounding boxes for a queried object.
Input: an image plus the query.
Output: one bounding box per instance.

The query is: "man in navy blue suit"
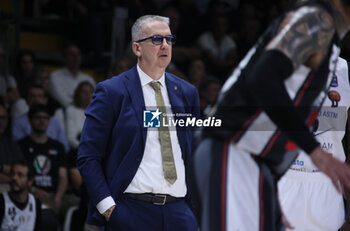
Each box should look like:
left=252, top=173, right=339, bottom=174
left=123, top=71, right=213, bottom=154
left=77, top=15, right=200, bottom=230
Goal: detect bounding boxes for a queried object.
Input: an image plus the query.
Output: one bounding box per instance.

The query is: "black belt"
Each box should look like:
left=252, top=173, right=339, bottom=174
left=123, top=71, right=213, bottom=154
left=124, top=193, right=183, bottom=205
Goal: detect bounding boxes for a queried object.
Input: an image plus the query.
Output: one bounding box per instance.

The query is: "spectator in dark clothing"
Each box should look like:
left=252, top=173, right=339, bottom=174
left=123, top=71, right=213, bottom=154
left=198, top=76, right=221, bottom=118
left=18, top=105, right=67, bottom=209
left=187, top=58, right=206, bottom=89
left=33, top=66, right=62, bottom=116
left=13, top=50, right=37, bottom=98
left=17, top=105, right=68, bottom=229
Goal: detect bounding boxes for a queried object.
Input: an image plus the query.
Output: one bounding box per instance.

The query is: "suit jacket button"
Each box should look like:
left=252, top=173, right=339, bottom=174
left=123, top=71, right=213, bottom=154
left=135, top=157, right=141, bottom=162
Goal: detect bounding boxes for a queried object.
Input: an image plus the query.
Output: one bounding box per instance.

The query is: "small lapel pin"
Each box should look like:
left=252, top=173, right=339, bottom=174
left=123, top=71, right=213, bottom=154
left=174, top=86, right=178, bottom=91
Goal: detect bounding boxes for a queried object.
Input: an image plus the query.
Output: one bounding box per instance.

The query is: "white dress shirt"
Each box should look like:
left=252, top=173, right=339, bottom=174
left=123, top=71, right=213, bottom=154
left=96, top=65, right=187, bottom=214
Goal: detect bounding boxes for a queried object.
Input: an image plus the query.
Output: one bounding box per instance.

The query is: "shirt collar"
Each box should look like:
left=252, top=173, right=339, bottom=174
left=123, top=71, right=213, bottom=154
left=137, top=64, right=166, bottom=88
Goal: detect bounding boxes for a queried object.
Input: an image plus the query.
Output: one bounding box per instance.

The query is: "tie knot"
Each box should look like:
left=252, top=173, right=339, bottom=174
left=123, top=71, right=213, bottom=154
left=150, top=81, right=161, bottom=92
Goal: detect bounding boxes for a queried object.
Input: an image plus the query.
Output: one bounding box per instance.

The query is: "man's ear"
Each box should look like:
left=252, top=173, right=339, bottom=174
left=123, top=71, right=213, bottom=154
left=132, top=42, right=141, bottom=57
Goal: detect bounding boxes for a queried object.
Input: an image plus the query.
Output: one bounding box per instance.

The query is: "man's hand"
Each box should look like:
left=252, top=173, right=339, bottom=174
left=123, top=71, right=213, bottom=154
left=310, top=147, right=350, bottom=193
left=103, top=205, right=116, bottom=222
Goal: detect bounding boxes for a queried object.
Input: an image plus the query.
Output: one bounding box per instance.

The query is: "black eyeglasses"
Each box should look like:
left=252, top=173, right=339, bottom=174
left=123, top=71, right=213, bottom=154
left=136, top=35, right=176, bottom=45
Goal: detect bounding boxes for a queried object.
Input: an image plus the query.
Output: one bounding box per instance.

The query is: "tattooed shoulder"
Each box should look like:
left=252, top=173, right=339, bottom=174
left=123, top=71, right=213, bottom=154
left=266, top=6, right=335, bottom=69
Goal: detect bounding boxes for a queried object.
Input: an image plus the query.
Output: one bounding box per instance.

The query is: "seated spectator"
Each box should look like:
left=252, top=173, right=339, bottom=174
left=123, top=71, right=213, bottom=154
left=0, top=104, right=24, bottom=192
left=12, top=85, right=69, bottom=152
left=198, top=76, right=221, bottom=118
left=13, top=50, right=37, bottom=98
left=65, top=81, right=94, bottom=150
left=33, top=67, right=65, bottom=132
left=0, top=160, right=44, bottom=231
left=17, top=105, right=67, bottom=228
left=197, top=14, right=238, bottom=80
left=187, top=58, right=206, bottom=89
left=9, top=50, right=39, bottom=123
left=49, top=43, right=95, bottom=108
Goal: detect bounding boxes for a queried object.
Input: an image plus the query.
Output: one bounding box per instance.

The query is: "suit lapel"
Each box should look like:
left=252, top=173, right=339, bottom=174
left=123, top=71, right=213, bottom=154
left=124, top=66, right=147, bottom=144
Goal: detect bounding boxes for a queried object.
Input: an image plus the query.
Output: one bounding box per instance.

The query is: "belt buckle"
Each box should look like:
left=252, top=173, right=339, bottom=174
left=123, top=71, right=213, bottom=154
left=153, top=194, right=167, bottom=205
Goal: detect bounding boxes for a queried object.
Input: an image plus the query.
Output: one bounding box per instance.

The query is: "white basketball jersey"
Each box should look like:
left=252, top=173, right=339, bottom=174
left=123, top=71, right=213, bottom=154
left=0, top=192, right=37, bottom=231
left=290, top=57, right=350, bottom=172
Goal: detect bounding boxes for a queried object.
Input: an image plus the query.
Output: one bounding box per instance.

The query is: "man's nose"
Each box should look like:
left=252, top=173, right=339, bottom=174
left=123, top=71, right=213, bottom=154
left=160, top=38, right=169, bottom=48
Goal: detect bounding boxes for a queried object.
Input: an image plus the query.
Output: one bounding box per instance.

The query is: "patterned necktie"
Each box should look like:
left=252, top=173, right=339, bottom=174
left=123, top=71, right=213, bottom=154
left=149, top=81, right=177, bottom=184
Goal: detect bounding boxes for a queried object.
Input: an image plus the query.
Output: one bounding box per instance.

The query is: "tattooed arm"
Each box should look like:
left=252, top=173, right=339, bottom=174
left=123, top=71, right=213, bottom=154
left=245, top=5, right=336, bottom=154
left=267, top=5, right=335, bottom=70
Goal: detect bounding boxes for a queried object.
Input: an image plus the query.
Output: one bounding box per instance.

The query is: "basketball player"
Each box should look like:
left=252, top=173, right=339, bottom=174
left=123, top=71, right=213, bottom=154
left=194, top=0, right=350, bottom=231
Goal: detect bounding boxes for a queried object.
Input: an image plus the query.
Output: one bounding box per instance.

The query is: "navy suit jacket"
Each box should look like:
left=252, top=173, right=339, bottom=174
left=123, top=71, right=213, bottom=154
left=77, top=66, right=200, bottom=225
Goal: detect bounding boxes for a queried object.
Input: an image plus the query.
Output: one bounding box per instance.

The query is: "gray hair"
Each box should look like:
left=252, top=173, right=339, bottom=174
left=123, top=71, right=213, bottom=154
left=131, top=15, right=170, bottom=42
